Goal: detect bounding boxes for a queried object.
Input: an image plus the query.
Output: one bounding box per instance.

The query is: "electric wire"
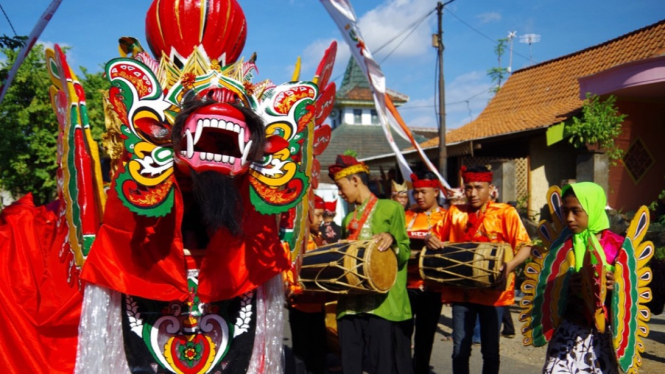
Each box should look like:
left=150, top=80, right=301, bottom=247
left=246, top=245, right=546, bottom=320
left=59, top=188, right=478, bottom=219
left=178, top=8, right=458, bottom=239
left=375, top=8, right=436, bottom=55
left=446, top=9, right=532, bottom=62
left=0, top=2, right=18, bottom=36
left=379, top=9, right=433, bottom=64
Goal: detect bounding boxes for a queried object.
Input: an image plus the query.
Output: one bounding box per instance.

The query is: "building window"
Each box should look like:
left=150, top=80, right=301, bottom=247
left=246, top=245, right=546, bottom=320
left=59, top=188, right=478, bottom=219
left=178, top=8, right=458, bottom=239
left=623, top=138, right=653, bottom=183
left=371, top=109, right=378, bottom=124
left=353, top=109, right=362, bottom=124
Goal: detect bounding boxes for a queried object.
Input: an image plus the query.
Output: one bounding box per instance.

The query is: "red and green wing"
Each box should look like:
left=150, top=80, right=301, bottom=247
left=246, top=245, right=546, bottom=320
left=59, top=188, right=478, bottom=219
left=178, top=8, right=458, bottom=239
left=612, top=206, right=654, bottom=374
left=46, top=45, right=106, bottom=285
left=520, top=186, right=575, bottom=347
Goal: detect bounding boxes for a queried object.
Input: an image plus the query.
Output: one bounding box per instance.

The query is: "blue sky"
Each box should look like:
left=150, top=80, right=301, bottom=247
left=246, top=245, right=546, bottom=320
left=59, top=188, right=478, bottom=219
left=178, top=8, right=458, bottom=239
left=3, top=0, right=664, bottom=130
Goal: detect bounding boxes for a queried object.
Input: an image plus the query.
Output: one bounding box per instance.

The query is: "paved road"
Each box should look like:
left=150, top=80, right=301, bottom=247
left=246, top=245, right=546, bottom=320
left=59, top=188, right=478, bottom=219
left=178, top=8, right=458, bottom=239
left=283, top=304, right=665, bottom=373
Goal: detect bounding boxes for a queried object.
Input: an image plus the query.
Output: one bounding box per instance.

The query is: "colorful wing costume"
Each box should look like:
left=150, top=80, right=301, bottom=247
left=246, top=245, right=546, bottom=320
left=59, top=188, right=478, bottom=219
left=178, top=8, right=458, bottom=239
left=520, top=186, right=654, bottom=373
left=1, top=0, right=336, bottom=373
left=0, top=42, right=105, bottom=374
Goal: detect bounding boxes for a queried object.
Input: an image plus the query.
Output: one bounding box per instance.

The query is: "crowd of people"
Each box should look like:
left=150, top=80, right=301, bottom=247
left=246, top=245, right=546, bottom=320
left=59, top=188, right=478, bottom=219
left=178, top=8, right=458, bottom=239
left=288, top=154, right=625, bottom=374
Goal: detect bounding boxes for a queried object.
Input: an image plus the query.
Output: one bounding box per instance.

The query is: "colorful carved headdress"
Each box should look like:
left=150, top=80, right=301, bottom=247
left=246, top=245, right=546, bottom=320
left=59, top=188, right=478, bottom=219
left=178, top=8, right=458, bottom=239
left=101, top=0, right=337, bottom=218
left=391, top=180, right=408, bottom=195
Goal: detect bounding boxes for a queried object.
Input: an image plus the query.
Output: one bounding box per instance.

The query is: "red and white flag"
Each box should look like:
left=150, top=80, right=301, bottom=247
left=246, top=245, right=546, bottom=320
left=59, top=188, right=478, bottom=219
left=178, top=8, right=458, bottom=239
left=320, top=0, right=450, bottom=190
left=0, top=0, right=63, bottom=104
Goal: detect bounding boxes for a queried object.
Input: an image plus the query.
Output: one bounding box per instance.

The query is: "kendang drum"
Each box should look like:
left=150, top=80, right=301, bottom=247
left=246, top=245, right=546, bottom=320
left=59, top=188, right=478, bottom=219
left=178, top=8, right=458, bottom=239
left=299, top=240, right=397, bottom=294
left=419, top=242, right=513, bottom=288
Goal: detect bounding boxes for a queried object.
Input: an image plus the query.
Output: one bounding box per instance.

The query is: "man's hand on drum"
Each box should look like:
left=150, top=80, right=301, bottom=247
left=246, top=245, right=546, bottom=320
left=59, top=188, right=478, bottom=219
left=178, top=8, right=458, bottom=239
left=493, top=262, right=512, bottom=289
left=373, top=233, right=394, bottom=251
left=425, top=233, right=444, bottom=250
left=492, top=244, right=532, bottom=289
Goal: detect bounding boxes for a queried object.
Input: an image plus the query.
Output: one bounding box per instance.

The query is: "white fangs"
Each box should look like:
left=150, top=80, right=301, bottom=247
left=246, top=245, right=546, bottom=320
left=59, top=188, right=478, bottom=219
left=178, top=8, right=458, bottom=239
left=238, top=128, right=245, bottom=154
left=196, top=120, right=205, bottom=144
left=185, top=118, right=253, bottom=166
left=241, top=140, right=253, bottom=166
left=186, top=129, right=194, bottom=159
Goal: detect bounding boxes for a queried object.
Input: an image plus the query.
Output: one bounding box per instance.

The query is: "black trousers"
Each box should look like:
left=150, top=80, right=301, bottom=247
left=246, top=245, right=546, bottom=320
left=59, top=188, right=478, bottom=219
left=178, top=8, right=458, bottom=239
left=288, top=308, right=327, bottom=374
left=501, top=305, right=515, bottom=335
left=338, top=314, right=414, bottom=374
left=407, top=289, right=444, bottom=374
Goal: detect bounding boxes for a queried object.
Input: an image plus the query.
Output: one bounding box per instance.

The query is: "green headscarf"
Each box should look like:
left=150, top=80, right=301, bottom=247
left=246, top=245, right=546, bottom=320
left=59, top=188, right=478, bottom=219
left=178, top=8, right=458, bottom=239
left=561, top=182, right=612, bottom=271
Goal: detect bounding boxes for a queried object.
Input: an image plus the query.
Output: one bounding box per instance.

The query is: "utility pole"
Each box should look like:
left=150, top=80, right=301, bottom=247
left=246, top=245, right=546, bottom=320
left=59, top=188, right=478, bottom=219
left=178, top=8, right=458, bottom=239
left=434, top=1, right=453, bottom=180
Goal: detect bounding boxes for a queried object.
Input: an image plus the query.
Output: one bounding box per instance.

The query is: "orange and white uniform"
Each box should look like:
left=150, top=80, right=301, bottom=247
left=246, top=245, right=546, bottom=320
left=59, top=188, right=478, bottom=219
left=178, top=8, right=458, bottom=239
left=431, top=201, right=531, bottom=306
left=405, top=207, right=446, bottom=289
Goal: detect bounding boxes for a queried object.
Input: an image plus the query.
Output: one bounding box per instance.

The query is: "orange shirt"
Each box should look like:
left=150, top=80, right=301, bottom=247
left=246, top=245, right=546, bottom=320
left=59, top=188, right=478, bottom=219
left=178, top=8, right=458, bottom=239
left=431, top=202, right=531, bottom=306
left=405, top=207, right=446, bottom=289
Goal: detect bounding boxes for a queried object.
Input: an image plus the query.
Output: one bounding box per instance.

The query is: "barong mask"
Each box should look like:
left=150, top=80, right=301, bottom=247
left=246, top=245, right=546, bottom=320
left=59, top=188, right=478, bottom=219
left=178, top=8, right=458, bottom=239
left=101, top=0, right=337, bottom=220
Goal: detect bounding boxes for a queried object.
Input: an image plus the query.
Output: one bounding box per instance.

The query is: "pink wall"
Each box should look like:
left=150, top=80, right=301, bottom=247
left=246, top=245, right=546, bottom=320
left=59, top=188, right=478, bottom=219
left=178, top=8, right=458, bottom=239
left=608, top=99, right=665, bottom=212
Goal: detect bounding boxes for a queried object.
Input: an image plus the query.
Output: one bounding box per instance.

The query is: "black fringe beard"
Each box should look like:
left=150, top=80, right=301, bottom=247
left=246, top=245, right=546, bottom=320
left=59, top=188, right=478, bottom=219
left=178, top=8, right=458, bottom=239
left=190, top=170, right=243, bottom=237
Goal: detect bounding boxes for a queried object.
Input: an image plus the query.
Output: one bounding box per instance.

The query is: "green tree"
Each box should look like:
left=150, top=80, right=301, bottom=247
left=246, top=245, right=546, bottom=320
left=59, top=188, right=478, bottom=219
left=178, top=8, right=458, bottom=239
left=0, top=35, right=27, bottom=50
left=79, top=66, right=111, bottom=141
left=487, top=37, right=509, bottom=94
left=0, top=45, right=109, bottom=204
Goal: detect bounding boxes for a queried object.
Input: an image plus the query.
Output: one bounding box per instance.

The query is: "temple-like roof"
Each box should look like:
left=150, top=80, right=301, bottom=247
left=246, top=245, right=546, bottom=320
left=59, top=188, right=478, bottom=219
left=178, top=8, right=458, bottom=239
left=336, top=58, right=409, bottom=105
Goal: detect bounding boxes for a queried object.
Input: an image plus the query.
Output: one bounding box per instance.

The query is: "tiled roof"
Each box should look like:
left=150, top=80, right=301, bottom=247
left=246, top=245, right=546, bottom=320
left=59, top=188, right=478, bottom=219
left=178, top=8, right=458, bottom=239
left=337, top=58, right=408, bottom=104
left=318, top=124, right=427, bottom=183
left=420, top=19, right=665, bottom=148
left=337, top=86, right=408, bottom=104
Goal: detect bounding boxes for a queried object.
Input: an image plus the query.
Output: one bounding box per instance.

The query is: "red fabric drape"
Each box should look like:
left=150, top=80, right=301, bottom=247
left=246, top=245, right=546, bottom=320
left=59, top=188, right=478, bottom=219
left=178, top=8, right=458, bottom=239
left=81, top=175, right=290, bottom=303
left=0, top=194, right=81, bottom=373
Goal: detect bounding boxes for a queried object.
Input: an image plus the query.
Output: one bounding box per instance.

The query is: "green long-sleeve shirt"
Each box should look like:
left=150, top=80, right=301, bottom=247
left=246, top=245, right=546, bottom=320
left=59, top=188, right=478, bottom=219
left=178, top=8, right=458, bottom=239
left=337, top=198, right=411, bottom=322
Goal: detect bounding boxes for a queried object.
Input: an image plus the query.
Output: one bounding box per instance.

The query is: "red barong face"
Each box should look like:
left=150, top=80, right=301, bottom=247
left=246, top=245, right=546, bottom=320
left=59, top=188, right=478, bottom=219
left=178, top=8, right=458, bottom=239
left=175, top=103, right=253, bottom=176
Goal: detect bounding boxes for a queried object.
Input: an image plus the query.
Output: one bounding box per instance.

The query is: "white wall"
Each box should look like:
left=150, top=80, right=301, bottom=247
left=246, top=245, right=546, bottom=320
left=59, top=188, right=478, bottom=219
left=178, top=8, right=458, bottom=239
left=341, top=107, right=373, bottom=125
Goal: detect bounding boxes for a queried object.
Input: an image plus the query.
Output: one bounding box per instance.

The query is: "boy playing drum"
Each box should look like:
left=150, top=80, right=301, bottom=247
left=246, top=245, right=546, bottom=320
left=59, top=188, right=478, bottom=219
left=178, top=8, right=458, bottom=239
left=426, top=165, right=532, bottom=374
left=328, top=155, right=413, bottom=374
left=405, top=170, right=446, bottom=374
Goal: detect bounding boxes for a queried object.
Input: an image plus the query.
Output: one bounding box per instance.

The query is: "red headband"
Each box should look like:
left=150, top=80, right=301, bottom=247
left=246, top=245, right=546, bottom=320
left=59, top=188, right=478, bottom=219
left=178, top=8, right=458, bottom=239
left=410, top=173, right=441, bottom=190
left=461, top=166, right=493, bottom=183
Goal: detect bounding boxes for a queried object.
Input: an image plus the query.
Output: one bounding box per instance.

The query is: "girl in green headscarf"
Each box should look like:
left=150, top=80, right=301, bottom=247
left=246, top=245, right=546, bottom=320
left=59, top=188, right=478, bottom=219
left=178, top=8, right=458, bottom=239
left=543, top=182, right=623, bottom=374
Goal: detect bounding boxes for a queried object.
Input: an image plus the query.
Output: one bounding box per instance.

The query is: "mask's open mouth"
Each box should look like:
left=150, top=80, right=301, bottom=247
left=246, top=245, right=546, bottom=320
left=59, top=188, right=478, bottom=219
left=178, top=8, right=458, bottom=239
left=175, top=104, right=253, bottom=175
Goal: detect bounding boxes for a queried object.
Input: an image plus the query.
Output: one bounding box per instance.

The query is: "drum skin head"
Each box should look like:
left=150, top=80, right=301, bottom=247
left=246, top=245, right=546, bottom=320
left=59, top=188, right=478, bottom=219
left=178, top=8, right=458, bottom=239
left=365, top=241, right=398, bottom=292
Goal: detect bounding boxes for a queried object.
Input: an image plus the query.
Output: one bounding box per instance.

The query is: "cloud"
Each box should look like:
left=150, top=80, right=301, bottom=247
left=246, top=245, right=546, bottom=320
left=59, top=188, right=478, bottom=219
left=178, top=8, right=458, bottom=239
left=358, top=0, right=439, bottom=60
left=476, top=12, right=502, bottom=24
left=296, top=0, right=438, bottom=84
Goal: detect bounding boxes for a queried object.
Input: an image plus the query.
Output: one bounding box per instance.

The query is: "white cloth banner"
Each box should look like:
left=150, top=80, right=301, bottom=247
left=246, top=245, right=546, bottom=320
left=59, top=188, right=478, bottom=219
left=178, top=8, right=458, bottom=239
left=0, top=0, right=63, bottom=104
left=320, top=0, right=450, bottom=190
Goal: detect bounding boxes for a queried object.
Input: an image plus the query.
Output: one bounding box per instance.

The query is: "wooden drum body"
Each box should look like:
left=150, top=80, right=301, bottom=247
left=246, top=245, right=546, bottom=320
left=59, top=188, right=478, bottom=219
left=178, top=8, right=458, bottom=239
left=419, top=242, right=514, bottom=289
left=299, top=240, right=397, bottom=294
